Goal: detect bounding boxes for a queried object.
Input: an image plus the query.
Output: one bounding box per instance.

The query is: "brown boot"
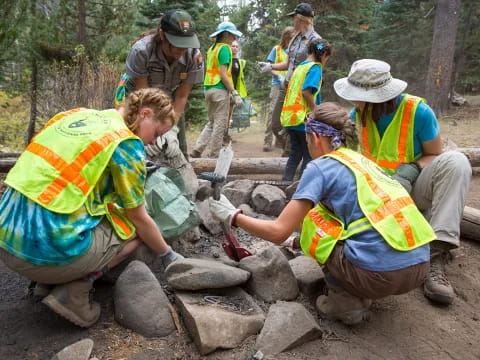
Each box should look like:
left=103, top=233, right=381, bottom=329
left=189, top=149, right=201, bottom=159
left=42, top=280, right=100, bottom=328
left=316, top=286, right=371, bottom=325
left=424, top=242, right=455, bottom=305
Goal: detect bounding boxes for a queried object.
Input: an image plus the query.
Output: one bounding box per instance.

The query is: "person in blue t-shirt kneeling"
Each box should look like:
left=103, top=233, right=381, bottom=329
left=209, top=102, right=435, bottom=325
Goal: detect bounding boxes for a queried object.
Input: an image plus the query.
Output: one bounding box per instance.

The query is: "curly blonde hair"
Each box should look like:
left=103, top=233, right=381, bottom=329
left=122, top=88, right=177, bottom=133
left=311, top=102, right=359, bottom=149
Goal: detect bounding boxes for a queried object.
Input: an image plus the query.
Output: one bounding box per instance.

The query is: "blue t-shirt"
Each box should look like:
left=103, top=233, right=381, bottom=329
left=350, top=94, right=439, bottom=156
left=0, top=139, right=146, bottom=266
left=288, top=60, right=323, bottom=132
left=292, top=156, right=430, bottom=272
left=267, top=46, right=288, bottom=86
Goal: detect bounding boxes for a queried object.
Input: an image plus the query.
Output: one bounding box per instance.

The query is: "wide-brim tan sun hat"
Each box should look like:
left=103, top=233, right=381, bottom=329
left=334, top=59, right=407, bottom=103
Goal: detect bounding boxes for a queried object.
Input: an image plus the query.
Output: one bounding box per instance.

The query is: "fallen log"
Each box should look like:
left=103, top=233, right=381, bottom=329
left=461, top=206, right=480, bottom=242
left=190, top=157, right=287, bottom=175
left=1, top=147, right=480, bottom=174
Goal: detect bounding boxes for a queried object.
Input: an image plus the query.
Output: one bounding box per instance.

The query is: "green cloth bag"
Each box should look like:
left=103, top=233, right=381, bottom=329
left=145, top=167, right=200, bottom=238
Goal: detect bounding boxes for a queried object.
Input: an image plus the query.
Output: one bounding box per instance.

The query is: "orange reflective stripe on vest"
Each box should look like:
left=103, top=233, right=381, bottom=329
left=360, top=95, right=421, bottom=172
left=107, top=203, right=134, bottom=238
left=332, top=149, right=416, bottom=247
left=26, top=128, right=133, bottom=206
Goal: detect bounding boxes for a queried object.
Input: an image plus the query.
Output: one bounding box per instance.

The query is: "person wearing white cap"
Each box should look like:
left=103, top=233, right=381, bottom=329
left=334, top=59, right=472, bottom=305
left=257, top=3, right=321, bottom=156
left=190, top=21, right=243, bottom=158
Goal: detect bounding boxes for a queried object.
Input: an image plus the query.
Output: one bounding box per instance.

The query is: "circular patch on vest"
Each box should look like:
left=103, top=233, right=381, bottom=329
left=55, top=112, right=112, bottom=138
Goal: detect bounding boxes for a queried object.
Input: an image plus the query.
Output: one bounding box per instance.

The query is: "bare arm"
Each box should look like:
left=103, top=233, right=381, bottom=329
left=235, top=199, right=313, bottom=244
left=271, top=59, right=289, bottom=72
left=302, top=89, right=316, bottom=112
left=416, top=135, right=443, bottom=168
left=220, top=64, right=235, bottom=92
left=134, top=77, right=149, bottom=90
left=125, top=204, right=169, bottom=255
left=173, top=83, right=193, bottom=117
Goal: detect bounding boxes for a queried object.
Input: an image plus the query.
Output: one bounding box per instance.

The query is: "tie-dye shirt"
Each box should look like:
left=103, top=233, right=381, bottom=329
left=0, top=138, right=146, bottom=266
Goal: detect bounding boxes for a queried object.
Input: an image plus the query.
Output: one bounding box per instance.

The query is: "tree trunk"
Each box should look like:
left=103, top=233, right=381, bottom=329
left=460, top=206, right=480, bottom=242
left=26, top=58, right=37, bottom=145
left=425, top=0, right=461, bottom=117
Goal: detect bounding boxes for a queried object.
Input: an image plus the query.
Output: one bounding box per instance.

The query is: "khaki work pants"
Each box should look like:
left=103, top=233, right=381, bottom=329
left=193, top=88, right=230, bottom=158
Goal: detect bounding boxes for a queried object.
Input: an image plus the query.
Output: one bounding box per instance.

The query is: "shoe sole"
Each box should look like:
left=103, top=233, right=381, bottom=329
left=42, top=295, right=100, bottom=328
left=423, top=287, right=455, bottom=305
left=319, top=308, right=370, bottom=325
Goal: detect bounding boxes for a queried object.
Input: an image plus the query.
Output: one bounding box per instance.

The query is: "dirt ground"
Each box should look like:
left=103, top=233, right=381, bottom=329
left=1, top=102, right=480, bottom=360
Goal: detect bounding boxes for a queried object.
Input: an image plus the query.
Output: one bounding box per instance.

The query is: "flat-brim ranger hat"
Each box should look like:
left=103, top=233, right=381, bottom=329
left=209, top=21, right=243, bottom=38
left=161, top=9, right=200, bottom=49
left=334, top=59, right=408, bottom=103
left=287, top=3, right=314, bottom=17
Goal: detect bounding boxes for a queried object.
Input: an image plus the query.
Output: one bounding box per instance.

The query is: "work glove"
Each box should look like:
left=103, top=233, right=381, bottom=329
left=257, top=61, right=272, bottom=73
left=144, top=126, right=181, bottom=159
left=276, top=73, right=285, bottom=85
left=158, top=247, right=184, bottom=269
left=392, top=162, right=422, bottom=194
left=209, top=194, right=243, bottom=227
left=231, top=90, right=243, bottom=108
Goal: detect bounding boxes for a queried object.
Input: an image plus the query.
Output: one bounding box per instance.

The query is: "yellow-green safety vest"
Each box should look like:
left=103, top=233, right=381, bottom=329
left=235, top=58, right=248, bottom=98
left=6, top=108, right=139, bottom=239
left=204, top=43, right=232, bottom=86
left=280, top=61, right=321, bottom=127
left=274, top=45, right=288, bottom=78
left=358, top=94, right=424, bottom=175
left=300, top=148, right=435, bottom=264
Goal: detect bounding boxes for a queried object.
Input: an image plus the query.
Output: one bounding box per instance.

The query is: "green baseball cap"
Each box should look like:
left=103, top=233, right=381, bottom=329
left=161, top=9, right=200, bottom=49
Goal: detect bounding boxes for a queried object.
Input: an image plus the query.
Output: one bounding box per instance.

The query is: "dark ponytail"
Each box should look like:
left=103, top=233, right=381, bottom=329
left=308, top=39, right=332, bottom=62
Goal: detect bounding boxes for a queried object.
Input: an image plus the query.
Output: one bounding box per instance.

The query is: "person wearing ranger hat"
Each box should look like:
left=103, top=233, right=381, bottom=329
left=257, top=2, right=321, bottom=157
left=334, top=58, right=472, bottom=306
left=116, top=9, right=204, bottom=161
left=190, top=21, right=244, bottom=158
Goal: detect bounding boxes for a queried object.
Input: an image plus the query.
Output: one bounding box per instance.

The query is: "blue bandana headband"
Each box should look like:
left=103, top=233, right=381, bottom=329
left=305, top=115, right=345, bottom=150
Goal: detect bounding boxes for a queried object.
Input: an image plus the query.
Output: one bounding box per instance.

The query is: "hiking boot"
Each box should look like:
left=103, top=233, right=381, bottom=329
left=316, top=286, right=371, bottom=325
left=189, top=150, right=201, bottom=158
left=262, top=145, right=272, bottom=152
left=424, top=243, right=455, bottom=305
left=42, top=280, right=100, bottom=328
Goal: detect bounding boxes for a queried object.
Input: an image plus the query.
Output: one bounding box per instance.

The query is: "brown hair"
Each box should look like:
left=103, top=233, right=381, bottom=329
left=280, top=26, right=295, bottom=48
left=311, top=102, right=359, bottom=149
left=296, top=13, right=314, bottom=26
left=122, top=88, right=177, bottom=133
left=358, top=99, right=397, bottom=126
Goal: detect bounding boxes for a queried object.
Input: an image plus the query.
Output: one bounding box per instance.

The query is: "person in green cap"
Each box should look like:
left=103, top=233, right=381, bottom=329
left=114, top=9, right=204, bottom=160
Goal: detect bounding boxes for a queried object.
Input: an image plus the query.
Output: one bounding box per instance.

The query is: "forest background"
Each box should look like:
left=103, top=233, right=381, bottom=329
left=0, top=0, right=478, bottom=151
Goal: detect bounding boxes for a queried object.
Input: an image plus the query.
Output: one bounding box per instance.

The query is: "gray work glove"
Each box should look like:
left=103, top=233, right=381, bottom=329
left=231, top=90, right=243, bottom=108
left=392, top=162, right=421, bottom=193
left=276, top=73, right=285, bottom=85
left=158, top=247, right=184, bottom=269
left=144, top=126, right=181, bottom=159
left=257, top=61, right=272, bottom=73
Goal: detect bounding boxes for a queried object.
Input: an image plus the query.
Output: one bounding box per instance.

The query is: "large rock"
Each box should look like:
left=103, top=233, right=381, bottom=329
left=289, top=256, right=325, bottom=298
left=222, top=179, right=256, bottom=207
left=176, top=287, right=265, bottom=355
left=239, top=246, right=298, bottom=301
left=114, top=261, right=175, bottom=338
left=256, top=301, right=322, bottom=355
left=165, top=258, right=250, bottom=291
left=251, top=184, right=286, bottom=216
left=51, top=339, right=93, bottom=360
left=196, top=199, right=223, bottom=235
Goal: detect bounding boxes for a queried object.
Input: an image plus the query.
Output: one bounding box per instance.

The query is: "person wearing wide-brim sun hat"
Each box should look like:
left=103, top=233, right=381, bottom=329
left=190, top=21, right=244, bottom=158
left=334, top=58, right=472, bottom=306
